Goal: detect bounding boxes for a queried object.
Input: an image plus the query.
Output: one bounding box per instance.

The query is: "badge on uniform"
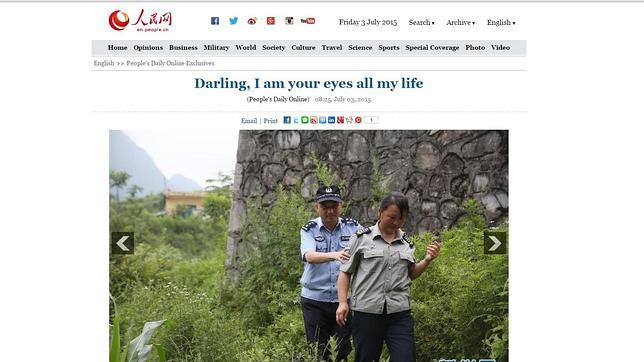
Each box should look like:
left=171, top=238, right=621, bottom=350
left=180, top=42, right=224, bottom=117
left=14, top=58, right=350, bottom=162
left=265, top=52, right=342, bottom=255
left=341, top=217, right=358, bottom=225
left=402, top=233, right=414, bottom=248
left=302, top=221, right=317, bottom=231
left=341, top=236, right=350, bottom=241
left=314, top=236, right=324, bottom=242
left=356, top=226, right=372, bottom=236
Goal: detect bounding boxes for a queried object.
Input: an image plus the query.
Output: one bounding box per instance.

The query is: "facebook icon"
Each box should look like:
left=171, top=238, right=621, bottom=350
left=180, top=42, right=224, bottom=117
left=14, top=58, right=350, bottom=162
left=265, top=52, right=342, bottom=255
left=211, top=17, right=220, bottom=25
left=283, top=116, right=291, bottom=124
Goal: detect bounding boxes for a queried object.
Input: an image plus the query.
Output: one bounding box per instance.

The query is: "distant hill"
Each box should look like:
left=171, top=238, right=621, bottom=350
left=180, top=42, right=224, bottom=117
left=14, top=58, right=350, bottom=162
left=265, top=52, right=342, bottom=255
left=109, top=130, right=166, bottom=196
left=167, top=174, right=203, bottom=192
left=109, top=131, right=203, bottom=196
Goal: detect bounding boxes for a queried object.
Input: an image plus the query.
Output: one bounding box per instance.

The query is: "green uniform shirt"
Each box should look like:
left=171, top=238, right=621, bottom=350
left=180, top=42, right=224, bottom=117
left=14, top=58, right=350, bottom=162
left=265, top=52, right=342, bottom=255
left=339, top=223, right=416, bottom=314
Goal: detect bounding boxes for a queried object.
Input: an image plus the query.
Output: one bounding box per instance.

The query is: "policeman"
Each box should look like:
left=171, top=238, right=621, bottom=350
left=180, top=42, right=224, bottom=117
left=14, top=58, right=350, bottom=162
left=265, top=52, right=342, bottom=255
left=335, top=192, right=440, bottom=362
left=300, top=185, right=361, bottom=361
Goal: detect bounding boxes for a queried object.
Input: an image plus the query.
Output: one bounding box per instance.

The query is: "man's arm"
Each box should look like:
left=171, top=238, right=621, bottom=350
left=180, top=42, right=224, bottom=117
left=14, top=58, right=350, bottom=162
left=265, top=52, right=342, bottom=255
left=300, top=227, right=350, bottom=264
left=311, top=218, right=361, bottom=264
left=304, top=250, right=350, bottom=264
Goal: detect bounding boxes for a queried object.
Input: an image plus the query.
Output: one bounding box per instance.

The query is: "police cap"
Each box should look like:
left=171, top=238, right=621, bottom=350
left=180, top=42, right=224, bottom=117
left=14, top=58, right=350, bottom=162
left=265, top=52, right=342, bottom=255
left=315, top=185, right=342, bottom=203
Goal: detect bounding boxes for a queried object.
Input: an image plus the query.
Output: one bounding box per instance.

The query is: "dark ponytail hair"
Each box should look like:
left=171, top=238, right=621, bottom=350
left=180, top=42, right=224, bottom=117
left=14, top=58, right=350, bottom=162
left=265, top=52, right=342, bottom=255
left=379, top=192, right=409, bottom=218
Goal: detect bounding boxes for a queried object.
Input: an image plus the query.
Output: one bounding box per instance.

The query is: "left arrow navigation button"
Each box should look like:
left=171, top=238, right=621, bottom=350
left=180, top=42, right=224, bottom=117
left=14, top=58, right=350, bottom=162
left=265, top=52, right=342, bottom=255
left=111, top=232, right=134, bottom=255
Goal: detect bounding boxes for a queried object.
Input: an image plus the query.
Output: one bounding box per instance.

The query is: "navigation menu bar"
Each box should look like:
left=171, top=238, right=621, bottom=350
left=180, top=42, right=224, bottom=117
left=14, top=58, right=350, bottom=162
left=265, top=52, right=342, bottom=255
left=93, top=40, right=526, bottom=57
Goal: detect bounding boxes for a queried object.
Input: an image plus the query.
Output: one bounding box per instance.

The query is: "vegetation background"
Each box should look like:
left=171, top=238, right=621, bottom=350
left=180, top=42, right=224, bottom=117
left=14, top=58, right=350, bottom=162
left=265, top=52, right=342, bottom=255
left=109, top=165, right=508, bottom=362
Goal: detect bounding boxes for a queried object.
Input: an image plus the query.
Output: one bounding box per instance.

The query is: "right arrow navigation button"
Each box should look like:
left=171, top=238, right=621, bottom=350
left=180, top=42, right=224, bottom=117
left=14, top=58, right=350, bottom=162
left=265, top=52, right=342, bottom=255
left=484, top=231, right=507, bottom=255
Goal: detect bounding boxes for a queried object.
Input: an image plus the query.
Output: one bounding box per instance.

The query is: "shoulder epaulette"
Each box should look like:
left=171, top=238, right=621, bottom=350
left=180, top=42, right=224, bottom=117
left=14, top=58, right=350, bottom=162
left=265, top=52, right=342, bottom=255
left=341, top=217, right=359, bottom=225
left=301, top=220, right=317, bottom=232
left=402, top=233, right=414, bottom=248
left=356, top=225, right=372, bottom=236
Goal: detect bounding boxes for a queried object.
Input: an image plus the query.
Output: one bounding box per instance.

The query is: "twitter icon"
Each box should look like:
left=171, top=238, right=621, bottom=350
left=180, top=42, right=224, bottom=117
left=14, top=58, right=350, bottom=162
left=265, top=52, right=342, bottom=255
left=229, top=17, right=238, bottom=25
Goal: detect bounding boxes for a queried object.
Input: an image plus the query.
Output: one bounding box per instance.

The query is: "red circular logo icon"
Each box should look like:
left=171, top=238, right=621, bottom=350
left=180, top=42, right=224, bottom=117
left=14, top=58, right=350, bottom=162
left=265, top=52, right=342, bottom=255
left=109, top=10, right=130, bottom=31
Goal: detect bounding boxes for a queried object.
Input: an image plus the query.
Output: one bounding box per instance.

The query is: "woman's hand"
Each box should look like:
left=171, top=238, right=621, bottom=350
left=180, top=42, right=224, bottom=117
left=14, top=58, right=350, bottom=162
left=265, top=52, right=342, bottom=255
left=424, top=241, right=441, bottom=262
left=336, top=301, right=350, bottom=326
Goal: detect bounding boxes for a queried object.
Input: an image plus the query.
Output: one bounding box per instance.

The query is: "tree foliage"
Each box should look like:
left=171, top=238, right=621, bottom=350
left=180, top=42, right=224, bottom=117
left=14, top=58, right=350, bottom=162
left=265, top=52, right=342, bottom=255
left=110, top=170, right=131, bottom=202
left=311, top=151, right=345, bottom=191
left=127, top=184, right=144, bottom=199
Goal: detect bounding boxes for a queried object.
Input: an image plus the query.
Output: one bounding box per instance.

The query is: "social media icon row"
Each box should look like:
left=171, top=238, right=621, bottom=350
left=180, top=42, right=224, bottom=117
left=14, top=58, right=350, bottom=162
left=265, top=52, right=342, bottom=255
left=211, top=17, right=315, bottom=26
left=283, top=116, right=378, bottom=124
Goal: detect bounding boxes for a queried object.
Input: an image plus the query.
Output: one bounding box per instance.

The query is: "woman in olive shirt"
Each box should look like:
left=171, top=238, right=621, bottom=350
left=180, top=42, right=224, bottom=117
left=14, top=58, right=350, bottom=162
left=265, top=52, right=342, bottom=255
left=336, top=192, right=440, bottom=362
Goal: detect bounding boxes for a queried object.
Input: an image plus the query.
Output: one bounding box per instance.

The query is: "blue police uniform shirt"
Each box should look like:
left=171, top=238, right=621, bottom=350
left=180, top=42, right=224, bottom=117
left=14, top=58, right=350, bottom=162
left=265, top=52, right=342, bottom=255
left=300, top=217, right=361, bottom=302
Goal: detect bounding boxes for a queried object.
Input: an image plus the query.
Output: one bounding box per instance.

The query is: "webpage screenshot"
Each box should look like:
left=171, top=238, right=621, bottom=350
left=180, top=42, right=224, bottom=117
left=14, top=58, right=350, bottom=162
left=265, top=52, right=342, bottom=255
left=1, top=1, right=643, bottom=361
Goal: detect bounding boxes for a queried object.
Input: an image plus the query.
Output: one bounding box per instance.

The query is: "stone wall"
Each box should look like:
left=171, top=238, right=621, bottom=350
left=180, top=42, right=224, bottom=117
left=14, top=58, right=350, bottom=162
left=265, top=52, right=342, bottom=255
left=225, top=130, right=508, bottom=276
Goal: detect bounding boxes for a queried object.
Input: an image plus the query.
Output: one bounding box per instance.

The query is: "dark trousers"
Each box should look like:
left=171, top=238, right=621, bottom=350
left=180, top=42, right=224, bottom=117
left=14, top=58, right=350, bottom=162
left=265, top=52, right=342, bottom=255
left=352, top=309, right=415, bottom=362
left=301, top=296, right=352, bottom=361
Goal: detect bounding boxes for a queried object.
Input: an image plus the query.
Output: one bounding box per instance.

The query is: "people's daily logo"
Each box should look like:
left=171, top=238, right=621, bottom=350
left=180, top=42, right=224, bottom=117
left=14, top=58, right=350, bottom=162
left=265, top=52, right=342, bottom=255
left=108, top=10, right=130, bottom=31
left=108, top=9, right=173, bottom=32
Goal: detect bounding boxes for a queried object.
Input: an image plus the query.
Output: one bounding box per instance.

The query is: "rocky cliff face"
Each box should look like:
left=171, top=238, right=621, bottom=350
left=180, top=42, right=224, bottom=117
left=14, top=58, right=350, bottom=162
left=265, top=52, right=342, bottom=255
left=226, top=130, right=508, bottom=275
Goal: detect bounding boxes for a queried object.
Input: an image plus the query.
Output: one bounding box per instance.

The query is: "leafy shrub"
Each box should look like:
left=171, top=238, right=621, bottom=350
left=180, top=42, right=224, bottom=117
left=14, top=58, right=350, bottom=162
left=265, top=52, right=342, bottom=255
left=203, top=192, right=231, bottom=223
left=369, top=156, right=389, bottom=208
left=229, top=184, right=313, bottom=329
left=410, top=199, right=508, bottom=361
left=111, top=294, right=167, bottom=362
left=237, top=309, right=320, bottom=362
left=110, top=243, right=184, bottom=302
left=110, top=192, right=228, bottom=301
left=110, top=193, right=225, bottom=258
left=118, top=281, right=244, bottom=361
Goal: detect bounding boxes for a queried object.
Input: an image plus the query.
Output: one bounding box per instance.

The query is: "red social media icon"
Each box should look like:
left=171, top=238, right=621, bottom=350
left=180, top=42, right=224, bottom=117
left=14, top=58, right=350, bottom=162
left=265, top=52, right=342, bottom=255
left=355, top=116, right=362, bottom=124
